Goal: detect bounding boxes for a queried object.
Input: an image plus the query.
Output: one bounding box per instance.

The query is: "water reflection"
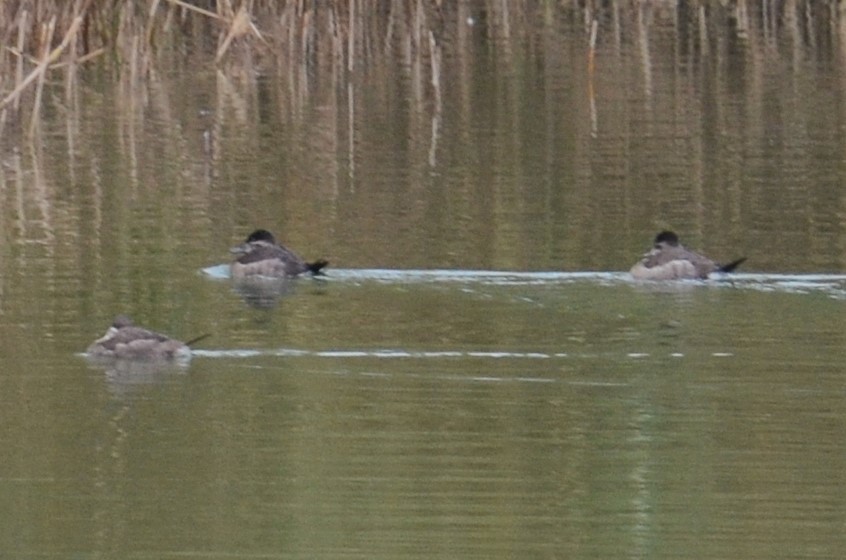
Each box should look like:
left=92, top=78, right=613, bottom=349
left=86, top=355, right=190, bottom=397
left=4, top=269, right=846, bottom=558
left=4, top=2, right=846, bottom=277
left=231, top=276, right=301, bottom=309
left=3, top=1, right=846, bottom=558
left=212, top=266, right=846, bottom=297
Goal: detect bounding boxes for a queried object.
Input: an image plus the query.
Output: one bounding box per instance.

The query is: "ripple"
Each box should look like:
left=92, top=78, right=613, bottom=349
left=201, top=265, right=846, bottom=296
left=189, top=348, right=734, bottom=361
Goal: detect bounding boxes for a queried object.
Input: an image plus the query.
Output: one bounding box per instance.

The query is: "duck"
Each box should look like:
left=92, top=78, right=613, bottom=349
left=86, top=315, right=209, bottom=360
left=230, top=229, right=329, bottom=279
left=630, top=230, right=746, bottom=280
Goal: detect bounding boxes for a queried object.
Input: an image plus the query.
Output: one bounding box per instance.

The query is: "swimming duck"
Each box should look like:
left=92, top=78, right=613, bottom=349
left=230, top=229, right=329, bottom=279
left=86, top=315, right=208, bottom=360
left=630, top=230, right=746, bottom=280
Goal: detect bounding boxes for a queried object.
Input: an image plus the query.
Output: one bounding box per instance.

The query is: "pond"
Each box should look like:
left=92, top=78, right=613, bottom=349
left=1, top=2, right=846, bottom=559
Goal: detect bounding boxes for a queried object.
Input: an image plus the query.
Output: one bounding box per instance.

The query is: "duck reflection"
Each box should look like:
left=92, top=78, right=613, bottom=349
left=231, top=275, right=301, bottom=309
left=228, top=228, right=329, bottom=308
left=87, top=356, right=190, bottom=396
left=85, top=315, right=209, bottom=393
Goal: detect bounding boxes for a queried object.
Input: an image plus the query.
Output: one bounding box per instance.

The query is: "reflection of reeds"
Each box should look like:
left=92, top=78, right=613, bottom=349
left=0, top=0, right=845, bottom=281
left=0, top=1, right=258, bottom=135
left=1, top=1, right=835, bottom=137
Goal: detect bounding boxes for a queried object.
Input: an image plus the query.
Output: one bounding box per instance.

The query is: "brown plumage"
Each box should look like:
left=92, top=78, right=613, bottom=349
left=630, top=231, right=746, bottom=280
left=87, top=315, right=196, bottom=360
left=230, top=229, right=328, bottom=279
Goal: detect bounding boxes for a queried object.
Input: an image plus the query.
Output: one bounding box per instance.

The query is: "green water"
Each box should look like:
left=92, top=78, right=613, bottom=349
left=3, top=1, right=846, bottom=558
left=3, top=273, right=845, bottom=558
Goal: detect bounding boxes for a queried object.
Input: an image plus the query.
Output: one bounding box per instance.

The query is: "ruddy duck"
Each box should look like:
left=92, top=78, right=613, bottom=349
left=86, top=315, right=209, bottom=360
left=230, top=229, right=329, bottom=279
left=630, top=230, right=746, bottom=280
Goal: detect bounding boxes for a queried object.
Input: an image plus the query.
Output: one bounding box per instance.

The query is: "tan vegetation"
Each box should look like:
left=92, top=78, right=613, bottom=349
left=0, top=0, right=845, bottom=288
left=1, top=1, right=843, bottom=134
left=0, top=0, right=447, bottom=135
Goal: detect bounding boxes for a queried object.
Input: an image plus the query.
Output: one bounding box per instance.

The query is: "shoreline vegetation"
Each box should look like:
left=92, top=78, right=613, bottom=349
left=0, top=0, right=452, bottom=137
left=0, top=0, right=845, bottom=287
left=1, top=1, right=843, bottom=138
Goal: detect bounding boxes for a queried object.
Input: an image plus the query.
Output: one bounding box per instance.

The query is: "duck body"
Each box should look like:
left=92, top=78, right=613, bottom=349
left=86, top=315, right=192, bottom=361
left=630, top=231, right=746, bottom=280
left=230, top=229, right=328, bottom=279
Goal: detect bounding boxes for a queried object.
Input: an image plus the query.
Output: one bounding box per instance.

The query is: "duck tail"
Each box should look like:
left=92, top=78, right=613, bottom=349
left=717, top=257, right=746, bottom=274
left=307, top=259, right=329, bottom=276
left=184, top=333, right=212, bottom=347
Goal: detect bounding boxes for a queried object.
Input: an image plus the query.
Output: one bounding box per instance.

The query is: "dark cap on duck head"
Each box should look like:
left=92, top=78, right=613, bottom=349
left=654, top=230, right=680, bottom=246
left=245, top=229, right=277, bottom=244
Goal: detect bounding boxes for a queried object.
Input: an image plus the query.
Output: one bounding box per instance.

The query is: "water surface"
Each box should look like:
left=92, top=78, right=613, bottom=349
left=2, top=2, right=846, bottom=559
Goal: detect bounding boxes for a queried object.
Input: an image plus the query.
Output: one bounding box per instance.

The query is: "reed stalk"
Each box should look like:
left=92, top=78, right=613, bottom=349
left=14, top=9, right=27, bottom=110
left=0, top=0, right=843, bottom=141
left=1, top=15, right=80, bottom=111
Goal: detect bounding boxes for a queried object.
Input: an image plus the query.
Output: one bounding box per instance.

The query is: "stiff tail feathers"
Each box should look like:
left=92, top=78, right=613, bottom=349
left=185, top=333, right=212, bottom=347
left=307, top=259, right=329, bottom=276
left=717, top=257, right=746, bottom=274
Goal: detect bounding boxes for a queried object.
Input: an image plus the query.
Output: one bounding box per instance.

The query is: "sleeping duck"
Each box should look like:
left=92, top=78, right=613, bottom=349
left=230, top=229, right=328, bottom=279
left=630, top=230, right=746, bottom=280
left=87, top=315, right=208, bottom=360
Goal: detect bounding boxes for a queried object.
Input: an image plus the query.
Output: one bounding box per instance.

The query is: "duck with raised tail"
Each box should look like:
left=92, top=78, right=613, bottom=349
left=630, top=230, right=746, bottom=280
left=86, top=315, right=209, bottom=360
left=229, top=229, right=329, bottom=279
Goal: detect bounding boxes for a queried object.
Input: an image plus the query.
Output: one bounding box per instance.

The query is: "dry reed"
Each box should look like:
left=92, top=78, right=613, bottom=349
left=0, top=0, right=844, bottom=297
left=0, top=0, right=843, bottom=141
left=0, top=0, right=271, bottom=135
